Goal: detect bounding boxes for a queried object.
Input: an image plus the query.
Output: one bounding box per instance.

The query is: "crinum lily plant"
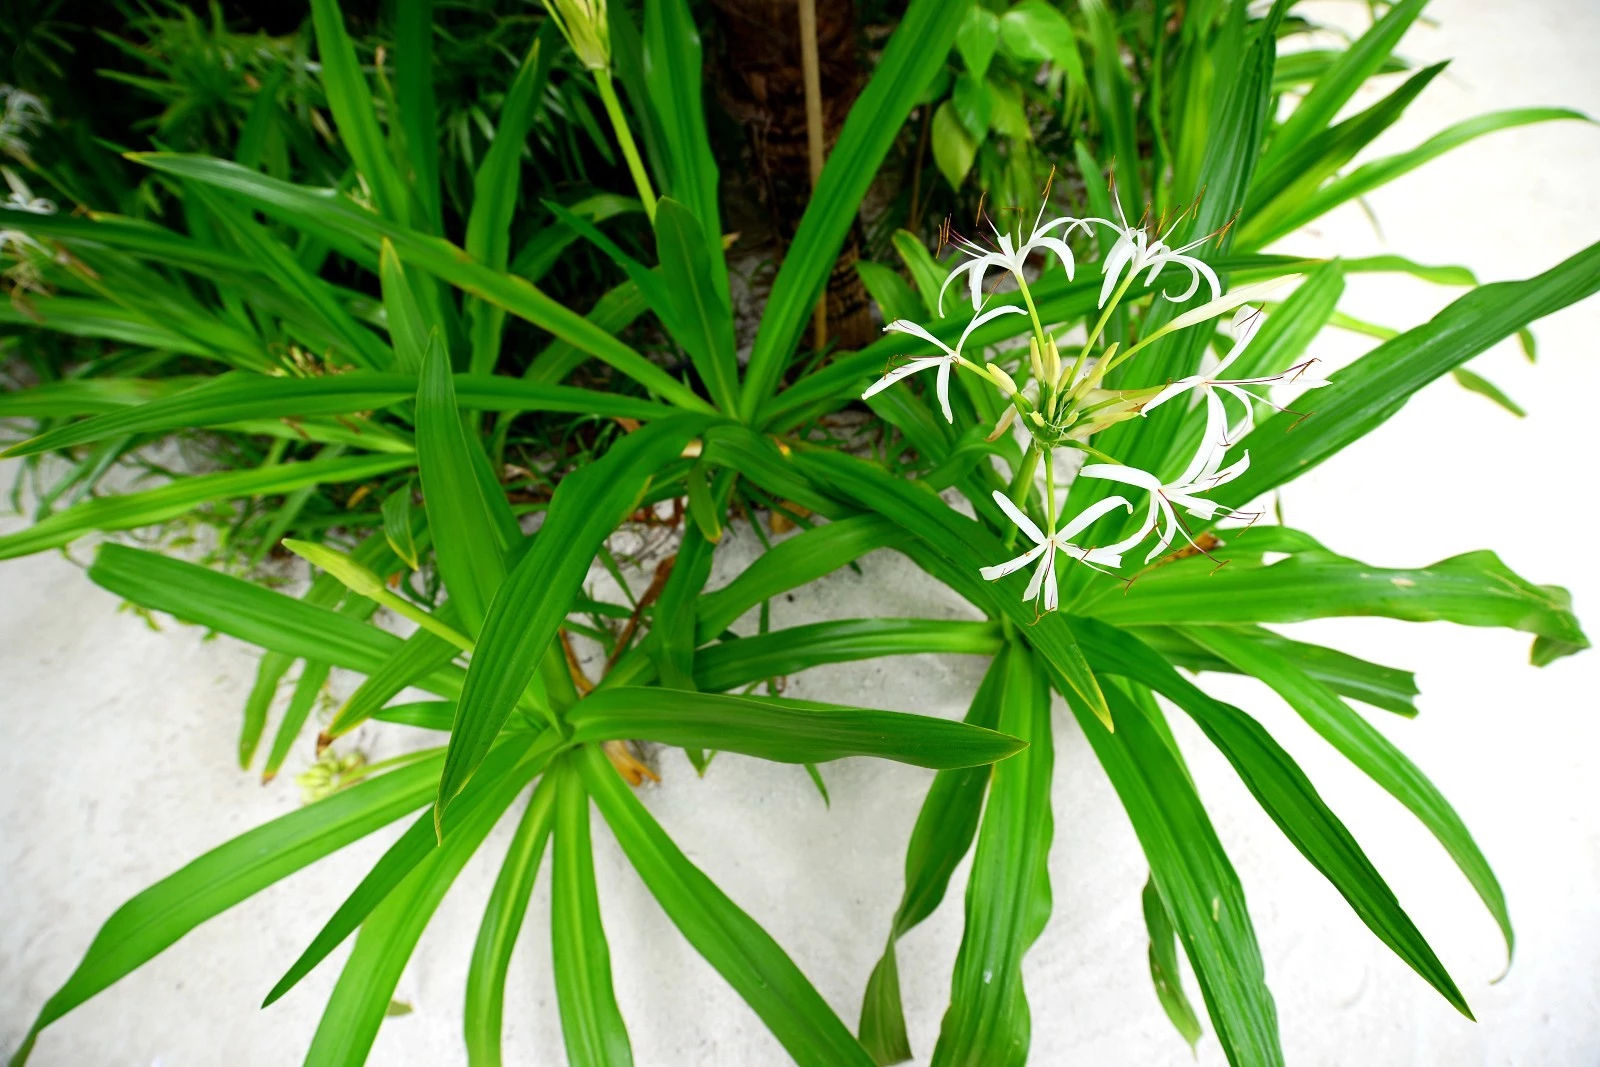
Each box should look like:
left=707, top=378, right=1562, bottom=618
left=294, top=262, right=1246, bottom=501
left=865, top=189, right=1327, bottom=614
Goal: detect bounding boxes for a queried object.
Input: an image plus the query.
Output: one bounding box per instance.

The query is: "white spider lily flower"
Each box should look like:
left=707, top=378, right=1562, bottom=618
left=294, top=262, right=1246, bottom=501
left=1086, top=198, right=1220, bottom=309
left=938, top=206, right=1085, bottom=313
left=980, top=491, right=1133, bottom=611
left=1079, top=451, right=1253, bottom=564
left=1143, top=308, right=1329, bottom=445
left=866, top=304, right=1026, bottom=421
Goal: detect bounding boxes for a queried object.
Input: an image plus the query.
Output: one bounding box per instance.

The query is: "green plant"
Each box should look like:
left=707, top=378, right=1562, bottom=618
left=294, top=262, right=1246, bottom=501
left=2, top=1, right=1596, bottom=1065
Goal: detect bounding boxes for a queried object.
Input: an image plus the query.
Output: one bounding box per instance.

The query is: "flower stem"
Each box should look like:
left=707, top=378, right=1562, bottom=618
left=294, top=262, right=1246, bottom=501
left=593, top=70, right=657, bottom=222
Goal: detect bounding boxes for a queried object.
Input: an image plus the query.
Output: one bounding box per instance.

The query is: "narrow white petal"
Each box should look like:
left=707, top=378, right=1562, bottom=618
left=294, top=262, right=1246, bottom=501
left=1142, top=378, right=1200, bottom=415
left=1079, top=462, right=1163, bottom=492
left=1142, top=506, right=1180, bottom=563
left=862, top=357, right=946, bottom=399
left=1023, top=548, right=1054, bottom=602
left=1043, top=555, right=1060, bottom=612
left=954, top=303, right=1027, bottom=359
left=1058, top=494, right=1134, bottom=541
left=979, top=543, right=1046, bottom=581
left=1029, top=235, right=1077, bottom=282
left=990, top=489, right=1047, bottom=546
left=1092, top=495, right=1161, bottom=559
left=935, top=360, right=955, bottom=423
left=884, top=318, right=955, bottom=357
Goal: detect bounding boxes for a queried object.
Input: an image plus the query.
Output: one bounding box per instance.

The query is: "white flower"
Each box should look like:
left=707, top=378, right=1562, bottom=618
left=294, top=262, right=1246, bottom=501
left=980, top=491, right=1133, bottom=611
left=1086, top=198, right=1221, bottom=309
left=1143, top=308, right=1328, bottom=445
left=1078, top=450, right=1254, bottom=565
left=865, top=304, right=1026, bottom=422
left=938, top=206, right=1084, bottom=313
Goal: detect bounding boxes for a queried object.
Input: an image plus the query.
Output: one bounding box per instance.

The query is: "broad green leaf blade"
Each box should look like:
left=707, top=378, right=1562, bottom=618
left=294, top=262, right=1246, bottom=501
left=439, top=416, right=710, bottom=823
left=1080, top=536, right=1589, bottom=657
left=739, top=0, right=969, bottom=418
left=860, top=655, right=1009, bottom=1064
left=308, top=0, right=410, bottom=223
left=653, top=198, right=738, bottom=411
left=1182, top=626, right=1513, bottom=964
left=930, top=643, right=1053, bottom=1067
left=695, top=618, right=1001, bottom=692
left=1074, top=618, right=1473, bottom=1018
left=302, top=754, right=533, bottom=1067
left=88, top=545, right=461, bottom=698
left=263, top=737, right=555, bottom=1007
left=552, top=760, right=634, bottom=1066
left=465, top=776, right=558, bottom=1067
left=1143, top=877, right=1203, bottom=1051
left=1078, top=685, right=1283, bottom=1067
left=642, top=0, right=726, bottom=303
left=417, top=334, right=514, bottom=633
left=129, top=153, right=712, bottom=412
left=8, top=753, right=442, bottom=1065
left=0, top=454, right=412, bottom=561
left=696, top=516, right=898, bottom=639
left=567, top=687, right=1024, bottom=770
left=579, top=745, right=875, bottom=1067
left=1265, top=0, right=1426, bottom=165
left=1219, top=241, right=1600, bottom=504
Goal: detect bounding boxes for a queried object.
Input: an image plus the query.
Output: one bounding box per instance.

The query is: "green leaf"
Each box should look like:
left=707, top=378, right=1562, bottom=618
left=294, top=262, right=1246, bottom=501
left=950, top=73, right=991, bottom=141
left=579, top=745, right=876, bottom=1066
left=0, top=453, right=412, bottom=561
left=654, top=198, right=739, bottom=411
left=309, top=0, right=410, bottom=224
left=739, top=0, right=969, bottom=419
left=695, top=618, right=1001, bottom=692
left=930, top=643, right=1053, bottom=1067
left=8, top=753, right=443, bottom=1064
left=856, top=260, right=926, bottom=324
left=999, top=0, right=1084, bottom=89
left=931, top=100, right=978, bottom=189
left=859, top=653, right=1007, bottom=1064
left=1142, top=877, right=1203, bottom=1051
left=1074, top=618, right=1474, bottom=1019
left=1451, top=367, right=1526, bottom=417
left=1265, top=0, right=1427, bottom=165
left=642, top=0, right=726, bottom=304
left=129, top=153, right=712, bottom=412
left=302, top=751, right=536, bottom=1066
left=379, top=239, right=428, bottom=374
left=552, top=759, right=634, bottom=1066
left=955, top=6, right=999, bottom=77
left=1181, top=626, right=1514, bottom=965
left=1080, top=538, right=1588, bottom=659
left=438, top=416, right=710, bottom=824
left=1219, top=241, right=1600, bottom=506
left=568, top=686, right=1024, bottom=770
left=465, top=775, right=558, bottom=1067
left=417, top=334, right=515, bottom=633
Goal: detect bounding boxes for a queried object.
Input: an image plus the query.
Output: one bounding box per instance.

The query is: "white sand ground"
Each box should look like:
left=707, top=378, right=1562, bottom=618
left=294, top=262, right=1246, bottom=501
left=3, top=0, right=1599, bottom=1063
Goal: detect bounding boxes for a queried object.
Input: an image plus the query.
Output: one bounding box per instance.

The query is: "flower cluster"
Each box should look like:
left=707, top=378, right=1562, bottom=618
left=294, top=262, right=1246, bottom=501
left=863, top=193, right=1328, bottom=614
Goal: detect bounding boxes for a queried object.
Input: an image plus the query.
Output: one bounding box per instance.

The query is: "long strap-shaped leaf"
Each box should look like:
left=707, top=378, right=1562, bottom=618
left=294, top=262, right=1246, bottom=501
left=8, top=753, right=443, bottom=1067
left=1218, top=239, right=1600, bottom=503
left=551, top=758, right=634, bottom=1066
left=578, top=744, right=875, bottom=1066
left=858, top=654, right=1007, bottom=1064
left=738, top=0, right=970, bottom=419
left=1181, top=626, right=1514, bottom=964
left=0, top=452, right=411, bottom=561
left=1072, top=617, right=1474, bottom=1018
left=566, top=686, right=1023, bottom=769
left=437, top=416, right=711, bottom=825
left=129, top=153, right=712, bottom=412
left=930, top=642, right=1054, bottom=1067
left=464, top=774, right=558, bottom=1067
left=694, top=618, right=1002, bottom=692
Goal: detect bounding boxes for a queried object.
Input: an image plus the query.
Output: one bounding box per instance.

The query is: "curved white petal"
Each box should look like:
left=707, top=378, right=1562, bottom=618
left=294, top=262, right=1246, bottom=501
left=990, top=489, right=1047, bottom=546
left=954, top=303, right=1028, bottom=359
left=1078, top=462, right=1163, bottom=492
left=935, top=359, right=955, bottom=423
left=884, top=317, right=955, bottom=357
left=1043, top=553, right=1060, bottom=612
left=1029, top=235, right=1076, bottom=282
left=979, top=542, right=1046, bottom=581
left=1023, top=548, right=1055, bottom=603
left=1142, top=377, right=1201, bottom=416
left=1142, top=505, right=1180, bottom=563
left=1098, top=236, right=1137, bottom=308
left=936, top=261, right=973, bottom=316
left=1091, top=494, right=1161, bottom=560
left=1058, top=494, right=1134, bottom=541
left=862, top=356, right=947, bottom=400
